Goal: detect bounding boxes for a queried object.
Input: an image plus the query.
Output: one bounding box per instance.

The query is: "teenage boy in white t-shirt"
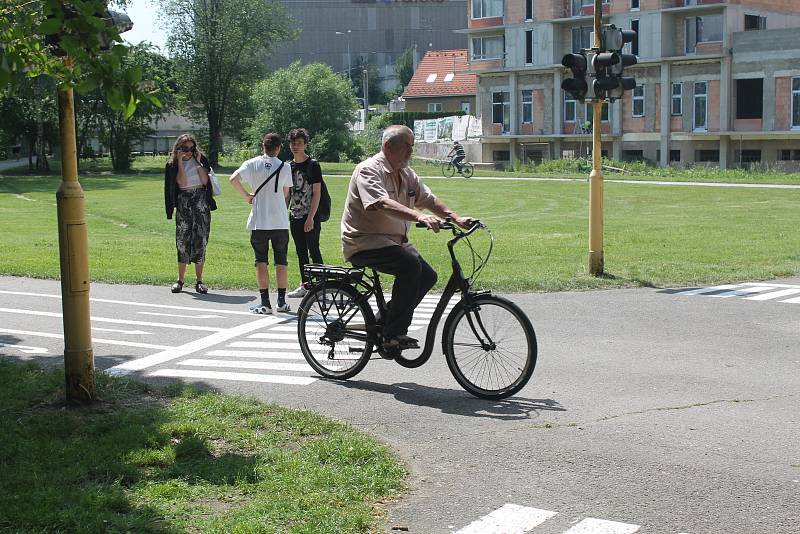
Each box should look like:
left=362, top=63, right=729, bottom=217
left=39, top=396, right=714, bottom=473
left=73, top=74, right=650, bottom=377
left=229, top=133, right=294, bottom=314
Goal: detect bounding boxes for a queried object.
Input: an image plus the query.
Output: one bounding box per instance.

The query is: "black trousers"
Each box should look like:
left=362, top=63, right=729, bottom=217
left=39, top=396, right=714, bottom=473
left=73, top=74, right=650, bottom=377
left=290, top=217, right=323, bottom=283
left=349, top=245, right=437, bottom=339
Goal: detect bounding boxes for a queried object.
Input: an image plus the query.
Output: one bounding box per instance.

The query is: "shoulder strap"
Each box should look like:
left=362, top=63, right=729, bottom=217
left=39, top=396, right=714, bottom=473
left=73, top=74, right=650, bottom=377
left=252, top=160, right=285, bottom=198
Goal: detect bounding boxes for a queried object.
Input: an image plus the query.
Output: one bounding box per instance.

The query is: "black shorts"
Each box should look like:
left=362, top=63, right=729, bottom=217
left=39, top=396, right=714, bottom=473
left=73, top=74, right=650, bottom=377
left=250, top=229, right=289, bottom=266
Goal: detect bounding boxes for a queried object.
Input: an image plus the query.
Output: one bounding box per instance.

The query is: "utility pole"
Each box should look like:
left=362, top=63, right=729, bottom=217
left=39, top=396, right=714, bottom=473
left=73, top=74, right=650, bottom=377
left=55, top=8, right=133, bottom=403
left=362, top=68, right=369, bottom=116
left=588, top=0, right=605, bottom=276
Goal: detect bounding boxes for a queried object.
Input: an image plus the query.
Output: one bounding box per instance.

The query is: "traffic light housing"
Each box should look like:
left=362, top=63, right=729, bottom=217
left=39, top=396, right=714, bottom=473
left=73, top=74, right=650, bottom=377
left=561, top=52, right=588, bottom=102
left=561, top=24, right=637, bottom=103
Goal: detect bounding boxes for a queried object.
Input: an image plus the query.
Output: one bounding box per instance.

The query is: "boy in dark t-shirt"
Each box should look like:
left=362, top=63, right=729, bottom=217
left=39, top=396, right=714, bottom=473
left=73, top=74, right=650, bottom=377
left=287, top=128, right=324, bottom=299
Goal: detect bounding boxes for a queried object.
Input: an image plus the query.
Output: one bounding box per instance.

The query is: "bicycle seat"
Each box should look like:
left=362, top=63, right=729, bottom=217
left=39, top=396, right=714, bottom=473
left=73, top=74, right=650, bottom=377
left=303, top=264, right=365, bottom=284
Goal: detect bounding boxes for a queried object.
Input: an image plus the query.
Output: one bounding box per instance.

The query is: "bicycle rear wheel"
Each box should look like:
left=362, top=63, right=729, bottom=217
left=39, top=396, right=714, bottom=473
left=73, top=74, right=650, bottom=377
left=442, top=161, right=456, bottom=178
left=297, top=284, right=374, bottom=379
left=461, top=162, right=474, bottom=178
left=443, top=295, right=537, bottom=399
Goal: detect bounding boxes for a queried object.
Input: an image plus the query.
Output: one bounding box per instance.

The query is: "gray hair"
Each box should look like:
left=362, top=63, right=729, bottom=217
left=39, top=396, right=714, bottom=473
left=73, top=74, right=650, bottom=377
left=382, top=125, right=413, bottom=146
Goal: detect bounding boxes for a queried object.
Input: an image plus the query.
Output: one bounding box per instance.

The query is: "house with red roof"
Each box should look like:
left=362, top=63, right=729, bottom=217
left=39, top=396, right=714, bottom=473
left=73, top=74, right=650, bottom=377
left=402, top=50, right=476, bottom=115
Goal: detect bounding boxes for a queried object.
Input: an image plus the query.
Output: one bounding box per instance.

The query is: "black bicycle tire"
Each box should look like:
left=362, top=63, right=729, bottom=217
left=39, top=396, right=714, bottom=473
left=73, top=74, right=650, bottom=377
left=461, top=162, right=474, bottom=178
left=297, top=283, right=374, bottom=379
left=443, top=295, right=537, bottom=399
left=442, top=161, right=456, bottom=178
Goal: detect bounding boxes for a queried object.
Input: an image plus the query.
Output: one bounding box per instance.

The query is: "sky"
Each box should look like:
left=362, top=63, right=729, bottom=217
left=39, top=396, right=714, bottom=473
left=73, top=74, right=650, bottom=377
left=121, top=0, right=168, bottom=52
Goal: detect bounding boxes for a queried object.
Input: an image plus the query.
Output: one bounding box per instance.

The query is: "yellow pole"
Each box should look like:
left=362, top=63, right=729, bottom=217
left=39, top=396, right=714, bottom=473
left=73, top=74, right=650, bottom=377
left=56, top=82, right=96, bottom=403
left=588, top=0, right=604, bottom=276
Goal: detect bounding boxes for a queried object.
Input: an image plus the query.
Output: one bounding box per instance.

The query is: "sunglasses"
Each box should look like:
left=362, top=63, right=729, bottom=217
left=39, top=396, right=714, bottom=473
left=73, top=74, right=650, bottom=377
left=177, top=145, right=195, bottom=153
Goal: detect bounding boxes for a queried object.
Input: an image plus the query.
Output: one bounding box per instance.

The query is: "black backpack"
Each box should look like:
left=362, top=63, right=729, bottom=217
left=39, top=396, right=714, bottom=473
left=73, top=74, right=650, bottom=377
left=317, top=177, right=331, bottom=222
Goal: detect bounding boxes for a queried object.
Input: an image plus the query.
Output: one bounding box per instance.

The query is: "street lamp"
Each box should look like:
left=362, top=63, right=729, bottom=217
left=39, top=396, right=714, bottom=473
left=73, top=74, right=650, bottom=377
left=335, top=30, right=352, bottom=77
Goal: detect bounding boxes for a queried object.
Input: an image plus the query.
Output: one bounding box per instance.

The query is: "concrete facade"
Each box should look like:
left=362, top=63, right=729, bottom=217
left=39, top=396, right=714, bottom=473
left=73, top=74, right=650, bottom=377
left=267, top=0, right=468, bottom=91
left=463, top=0, right=800, bottom=168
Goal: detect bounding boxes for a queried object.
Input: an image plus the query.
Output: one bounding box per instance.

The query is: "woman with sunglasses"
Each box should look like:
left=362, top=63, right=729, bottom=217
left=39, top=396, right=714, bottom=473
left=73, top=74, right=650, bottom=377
left=164, top=133, right=217, bottom=294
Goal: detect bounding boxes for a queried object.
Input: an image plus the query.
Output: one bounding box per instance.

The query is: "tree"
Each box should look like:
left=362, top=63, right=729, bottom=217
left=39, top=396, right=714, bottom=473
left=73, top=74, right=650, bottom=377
left=160, top=0, right=296, bottom=166
left=396, top=46, right=414, bottom=89
left=75, top=44, right=177, bottom=171
left=247, top=62, right=358, bottom=161
left=349, top=56, right=383, bottom=105
left=0, top=75, right=59, bottom=172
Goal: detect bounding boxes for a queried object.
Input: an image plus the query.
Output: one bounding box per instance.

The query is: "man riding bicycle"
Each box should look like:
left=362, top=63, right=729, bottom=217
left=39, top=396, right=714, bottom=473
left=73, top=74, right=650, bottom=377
left=341, top=125, right=474, bottom=356
left=446, top=140, right=466, bottom=173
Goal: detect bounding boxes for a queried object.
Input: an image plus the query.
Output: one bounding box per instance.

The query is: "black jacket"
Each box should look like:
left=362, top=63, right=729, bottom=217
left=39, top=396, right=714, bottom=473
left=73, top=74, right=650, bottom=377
left=164, top=155, right=217, bottom=219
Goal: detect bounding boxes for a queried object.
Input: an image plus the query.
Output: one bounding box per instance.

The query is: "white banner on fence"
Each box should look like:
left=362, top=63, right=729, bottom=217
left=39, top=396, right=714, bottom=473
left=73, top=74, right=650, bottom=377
left=413, top=115, right=482, bottom=142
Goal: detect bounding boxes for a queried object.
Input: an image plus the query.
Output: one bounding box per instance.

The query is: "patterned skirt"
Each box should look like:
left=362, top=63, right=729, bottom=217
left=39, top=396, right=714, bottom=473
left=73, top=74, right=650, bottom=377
left=175, top=188, right=211, bottom=264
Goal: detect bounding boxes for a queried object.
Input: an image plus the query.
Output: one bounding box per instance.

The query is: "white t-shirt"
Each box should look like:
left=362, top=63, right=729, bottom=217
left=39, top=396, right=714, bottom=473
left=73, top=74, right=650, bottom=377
left=236, top=155, right=293, bottom=230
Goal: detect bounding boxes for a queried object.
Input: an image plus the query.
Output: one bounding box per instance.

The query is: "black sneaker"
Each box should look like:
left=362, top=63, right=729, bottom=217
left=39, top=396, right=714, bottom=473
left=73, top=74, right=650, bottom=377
left=383, top=335, right=419, bottom=351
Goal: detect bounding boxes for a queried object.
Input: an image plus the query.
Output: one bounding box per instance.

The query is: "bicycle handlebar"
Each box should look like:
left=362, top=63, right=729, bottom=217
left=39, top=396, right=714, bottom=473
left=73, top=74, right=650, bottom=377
left=414, top=218, right=483, bottom=236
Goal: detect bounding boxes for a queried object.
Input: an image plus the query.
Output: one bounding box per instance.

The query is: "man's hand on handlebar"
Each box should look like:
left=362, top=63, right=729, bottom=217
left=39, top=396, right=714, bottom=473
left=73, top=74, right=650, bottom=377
left=417, top=214, right=442, bottom=233
left=452, top=215, right=477, bottom=229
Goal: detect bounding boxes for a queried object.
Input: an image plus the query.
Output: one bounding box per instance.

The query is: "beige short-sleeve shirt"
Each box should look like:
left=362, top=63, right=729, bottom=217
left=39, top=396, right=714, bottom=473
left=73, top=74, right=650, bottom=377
left=341, top=152, right=437, bottom=261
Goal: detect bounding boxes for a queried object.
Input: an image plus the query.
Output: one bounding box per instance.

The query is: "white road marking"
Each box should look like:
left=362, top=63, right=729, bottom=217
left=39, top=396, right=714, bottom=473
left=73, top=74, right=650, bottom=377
left=206, top=349, right=304, bottom=360
left=179, top=358, right=311, bottom=372
left=672, top=284, right=739, bottom=296
left=0, top=328, right=171, bottom=350
left=247, top=332, right=299, bottom=340
left=562, top=517, right=640, bottom=534
left=0, top=342, right=48, bottom=354
left=708, top=286, right=777, bottom=298
left=0, top=308, right=224, bottom=332
left=148, top=369, right=316, bottom=385
left=138, top=311, right=223, bottom=319
left=0, top=290, right=257, bottom=315
left=229, top=341, right=301, bottom=350
left=745, top=288, right=800, bottom=301
left=454, top=503, right=557, bottom=534
left=781, top=294, right=800, bottom=304
left=268, top=325, right=301, bottom=332
left=106, top=317, right=278, bottom=375
left=93, top=327, right=152, bottom=335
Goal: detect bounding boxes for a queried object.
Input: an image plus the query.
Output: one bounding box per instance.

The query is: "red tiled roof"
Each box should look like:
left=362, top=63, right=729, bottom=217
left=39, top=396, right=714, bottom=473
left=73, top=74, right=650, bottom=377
left=402, top=50, right=476, bottom=99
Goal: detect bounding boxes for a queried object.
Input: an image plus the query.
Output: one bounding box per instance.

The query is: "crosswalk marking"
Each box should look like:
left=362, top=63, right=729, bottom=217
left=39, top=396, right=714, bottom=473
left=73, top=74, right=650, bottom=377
left=179, top=358, right=312, bottom=372
left=745, top=288, right=800, bottom=301
left=563, top=518, right=640, bottom=534
left=247, top=332, right=301, bottom=340
left=229, top=341, right=301, bottom=350
left=205, top=349, right=304, bottom=360
left=672, top=282, right=800, bottom=304
left=454, top=504, right=557, bottom=534
left=0, top=327, right=171, bottom=350
left=0, top=307, right=225, bottom=332
left=148, top=369, right=317, bottom=385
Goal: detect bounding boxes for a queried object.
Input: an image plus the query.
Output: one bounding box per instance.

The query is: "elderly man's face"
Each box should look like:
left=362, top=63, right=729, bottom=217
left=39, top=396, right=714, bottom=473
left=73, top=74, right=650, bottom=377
left=384, top=133, right=414, bottom=169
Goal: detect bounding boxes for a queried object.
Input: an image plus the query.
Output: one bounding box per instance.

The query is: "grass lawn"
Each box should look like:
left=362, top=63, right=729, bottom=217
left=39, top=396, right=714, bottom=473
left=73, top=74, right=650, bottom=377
left=0, top=359, right=405, bottom=532
left=1, top=161, right=798, bottom=292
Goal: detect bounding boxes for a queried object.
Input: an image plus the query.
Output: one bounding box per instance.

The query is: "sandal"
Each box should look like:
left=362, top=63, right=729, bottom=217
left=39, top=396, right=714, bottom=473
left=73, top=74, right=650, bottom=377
left=171, top=280, right=184, bottom=293
left=195, top=281, right=208, bottom=294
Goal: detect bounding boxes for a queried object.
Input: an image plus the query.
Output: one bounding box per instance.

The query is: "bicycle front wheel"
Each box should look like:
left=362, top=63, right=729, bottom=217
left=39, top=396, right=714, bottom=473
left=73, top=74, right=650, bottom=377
left=461, top=162, right=474, bottom=178
left=297, top=284, right=374, bottom=379
left=442, top=161, right=456, bottom=178
left=443, top=295, right=537, bottom=399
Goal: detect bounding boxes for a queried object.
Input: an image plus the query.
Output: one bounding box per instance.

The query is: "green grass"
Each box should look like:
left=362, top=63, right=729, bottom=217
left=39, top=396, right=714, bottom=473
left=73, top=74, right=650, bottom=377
left=1, top=161, right=799, bottom=291
left=0, top=359, right=405, bottom=533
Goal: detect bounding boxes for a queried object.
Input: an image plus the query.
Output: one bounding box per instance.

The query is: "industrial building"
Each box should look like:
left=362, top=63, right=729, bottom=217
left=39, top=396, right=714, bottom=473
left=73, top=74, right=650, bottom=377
left=462, top=0, right=800, bottom=168
left=267, top=0, right=468, bottom=91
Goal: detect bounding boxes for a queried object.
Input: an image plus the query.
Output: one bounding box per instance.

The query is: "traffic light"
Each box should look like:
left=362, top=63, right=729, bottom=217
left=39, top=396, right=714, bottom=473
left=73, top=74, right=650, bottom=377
left=598, top=25, right=638, bottom=101
left=561, top=52, right=589, bottom=102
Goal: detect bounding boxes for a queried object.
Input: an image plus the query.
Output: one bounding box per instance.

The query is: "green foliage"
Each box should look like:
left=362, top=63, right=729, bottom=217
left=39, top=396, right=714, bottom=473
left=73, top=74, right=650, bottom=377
left=75, top=44, right=177, bottom=172
left=247, top=62, right=359, bottom=162
left=0, top=74, right=59, bottom=171
left=161, top=0, right=297, bottom=166
left=348, top=56, right=383, bottom=104
left=395, top=47, right=414, bottom=88
left=370, top=110, right=465, bottom=130
left=0, top=359, right=405, bottom=532
left=0, top=0, right=160, bottom=119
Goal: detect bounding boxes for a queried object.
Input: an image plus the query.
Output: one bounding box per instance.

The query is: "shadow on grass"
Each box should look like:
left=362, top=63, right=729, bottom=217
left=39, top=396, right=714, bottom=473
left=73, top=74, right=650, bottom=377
left=333, top=379, right=564, bottom=421
left=0, top=359, right=256, bottom=532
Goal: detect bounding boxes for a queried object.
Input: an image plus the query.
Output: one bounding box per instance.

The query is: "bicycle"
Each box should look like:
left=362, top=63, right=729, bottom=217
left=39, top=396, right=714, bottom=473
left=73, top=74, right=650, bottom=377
left=441, top=159, right=474, bottom=179
left=296, top=220, right=537, bottom=400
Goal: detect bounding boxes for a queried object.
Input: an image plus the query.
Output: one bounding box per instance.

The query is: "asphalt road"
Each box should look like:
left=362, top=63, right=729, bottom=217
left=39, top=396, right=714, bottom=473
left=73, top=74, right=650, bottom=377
left=1, top=275, right=798, bottom=534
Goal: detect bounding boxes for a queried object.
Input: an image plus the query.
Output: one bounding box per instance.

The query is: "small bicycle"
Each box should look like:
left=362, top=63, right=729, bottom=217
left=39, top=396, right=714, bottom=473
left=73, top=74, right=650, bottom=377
left=441, top=159, right=474, bottom=179
left=296, top=220, right=537, bottom=400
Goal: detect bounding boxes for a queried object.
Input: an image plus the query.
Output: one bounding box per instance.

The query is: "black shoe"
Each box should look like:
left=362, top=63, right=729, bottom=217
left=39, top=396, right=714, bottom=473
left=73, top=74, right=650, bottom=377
left=171, top=280, right=184, bottom=293
left=195, top=281, right=208, bottom=294
left=383, top=335, right=419, bottom=351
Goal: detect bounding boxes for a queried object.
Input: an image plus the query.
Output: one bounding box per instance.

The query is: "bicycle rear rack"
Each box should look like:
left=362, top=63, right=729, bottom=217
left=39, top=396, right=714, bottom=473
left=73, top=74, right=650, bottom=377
left=303, top=263, right=365, bottom=284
